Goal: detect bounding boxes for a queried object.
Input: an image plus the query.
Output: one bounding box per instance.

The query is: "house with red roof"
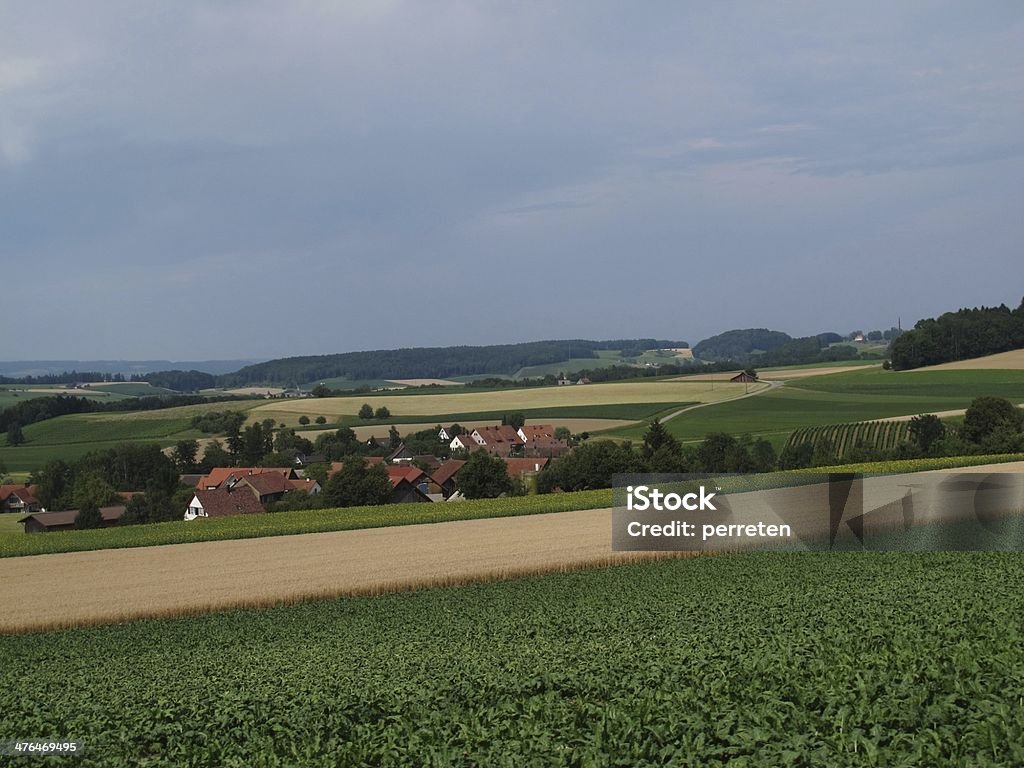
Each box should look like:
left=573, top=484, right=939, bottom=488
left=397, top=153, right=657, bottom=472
left=194, top=467, right=299, bottom=491
left=516, top=425, right=570, bottom=458
left=184, top=488, right=265, bottom=521
left=0, top=484, right=40, bottom=515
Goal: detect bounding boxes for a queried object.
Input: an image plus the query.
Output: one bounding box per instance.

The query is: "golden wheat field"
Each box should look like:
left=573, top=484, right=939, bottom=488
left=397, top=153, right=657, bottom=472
left=249, top=380, right=755, bottom=425
left=913, top=349, right=1024, bottom=371
left=0, top=508, right=680, bottom=634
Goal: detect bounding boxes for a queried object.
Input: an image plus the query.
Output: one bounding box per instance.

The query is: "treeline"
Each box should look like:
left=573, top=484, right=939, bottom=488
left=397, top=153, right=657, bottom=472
left=0, top=371, right=127, bottom=385
left=692, top=329, right=792, bottom=361
left=889, top=299, right=1024, bottom=370
left=755, top=338, right=862, bottom=367
left=130, top=370, right=217, bottom=392
left=219, top=339, right=686, bottom=386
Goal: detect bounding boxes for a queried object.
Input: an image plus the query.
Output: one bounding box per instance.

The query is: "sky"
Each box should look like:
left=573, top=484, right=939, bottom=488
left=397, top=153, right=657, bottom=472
left=2, top=1, right=1023, bottom=361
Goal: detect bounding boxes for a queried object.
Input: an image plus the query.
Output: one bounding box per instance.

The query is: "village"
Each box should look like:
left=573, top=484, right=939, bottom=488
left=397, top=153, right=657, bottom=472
left=6, top=423, right=572, bottom=533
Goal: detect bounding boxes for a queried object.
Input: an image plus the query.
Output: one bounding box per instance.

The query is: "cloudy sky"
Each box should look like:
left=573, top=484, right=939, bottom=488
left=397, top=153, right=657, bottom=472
left=2, top=1, right=1022, bottom=360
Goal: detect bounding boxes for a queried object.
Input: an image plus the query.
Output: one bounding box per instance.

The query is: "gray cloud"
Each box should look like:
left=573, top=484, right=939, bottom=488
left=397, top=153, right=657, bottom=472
left=1, top=1, right=1022, bottom=359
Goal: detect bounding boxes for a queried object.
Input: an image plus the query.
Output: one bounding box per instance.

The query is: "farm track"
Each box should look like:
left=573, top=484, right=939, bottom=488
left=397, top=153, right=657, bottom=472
left=661, top=380, right=781, bottom=423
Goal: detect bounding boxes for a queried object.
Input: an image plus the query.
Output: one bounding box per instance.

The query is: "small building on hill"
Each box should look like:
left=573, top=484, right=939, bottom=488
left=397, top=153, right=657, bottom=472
left=730, top=371, right=758, bottom=383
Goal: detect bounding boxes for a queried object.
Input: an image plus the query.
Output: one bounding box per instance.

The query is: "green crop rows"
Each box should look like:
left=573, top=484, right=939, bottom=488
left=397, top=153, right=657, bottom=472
left=1, top=553, right=1022, bottom=765
left=785, top=420, right=910, bottom=459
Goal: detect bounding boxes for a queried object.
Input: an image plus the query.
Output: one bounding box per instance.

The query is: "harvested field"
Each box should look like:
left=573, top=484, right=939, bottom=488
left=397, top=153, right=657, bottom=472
left=915, top=349, right=1024, bottom=371
left=223, top=386, right=287, bottom=396
left=0, top=508, right=665, bottom=633
left=298, top=417, right=636, bottom=441
left=385, top=378, right=463, bottom=387
left=250, top=380, right=749, bottom=422
left=676, top=364, right=877, bottom=382
left=868, top=405, right=1024, bottom=423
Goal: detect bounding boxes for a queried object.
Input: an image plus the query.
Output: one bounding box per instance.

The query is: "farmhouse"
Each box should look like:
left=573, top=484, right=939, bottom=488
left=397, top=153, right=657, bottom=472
left=449, top=434, right=484, bottom=453
left=431, top=459, right=466, bottom=499
left=0, top=484, right=40, bottom=515
left=234, top=473, right=321, bottom=505
left=194, top=467, right=299, bottom=491
left=185, top=488, right=264, bottom=521
left=516, top=425, right=570, bottom=458
left=503, top=457, right=550, bottom=478
left=20, top=506, right=126, bottom=533
left=454, top=426, right=526, bottom=457
left=729, top=371, right=758, bottom=383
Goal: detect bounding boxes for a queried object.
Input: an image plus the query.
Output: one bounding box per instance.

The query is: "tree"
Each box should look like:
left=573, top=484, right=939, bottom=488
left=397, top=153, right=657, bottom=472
left=322, top=459, right=392, bottom=508
left=298, top=415, right=310, bottom=425
left=171, top=439, right=199, bottom=472
left=73, top=501, right=105, bottom=530
left=201, top=440, right=232, bottom=470
left=358, top=404, right=374, bottom=420
left=0, top=458, right=8, bottom=483
left=867, top=330, right=883, bottom=341
left=962, top=397, right=1024, bottom=444
left=311, top=383, right=332, bottom=398
left=502, top=413, right=526, bottom=429
left=6, top=422, right=25, bottom=446
left=72, top=472, right=120, bottom=511
left=31, top=460, right=74, bottom=510
left=908, top=414, right=946, bottom=453
left=458, top=452, right=513, bottom=499
left=315, top=416, right=327, bottom=425
left=375, top=406, right=391, bottom=420
left=388, top=425, right=401, bottom=450
left=554, top=426, right=572, bottom=443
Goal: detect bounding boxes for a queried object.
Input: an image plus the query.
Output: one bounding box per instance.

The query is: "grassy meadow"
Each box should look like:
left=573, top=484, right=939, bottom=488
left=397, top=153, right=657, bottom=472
left=2, top=552, right=1021, bottom=765
left=0, top=400, right=264, bottom=473
left=604, top=367, right=1024, bottom=443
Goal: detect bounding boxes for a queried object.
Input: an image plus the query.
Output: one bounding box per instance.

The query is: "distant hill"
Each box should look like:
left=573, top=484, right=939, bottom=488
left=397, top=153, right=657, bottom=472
left=0, top=360, right=260, bottom=378
left=692, top=329, right=792, bottom=362
left=218, top=339, right=688, bottom=387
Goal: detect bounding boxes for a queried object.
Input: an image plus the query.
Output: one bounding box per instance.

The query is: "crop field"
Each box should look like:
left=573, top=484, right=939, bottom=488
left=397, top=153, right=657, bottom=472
left=1, top=553, right=1021, bottom=765
left=916, top=349, right=1024, bottom=371
left=606, top=368, right=1024, bottom=443
left=784, top=421, right=911, bottom=459
left=0, top=387, right=131, bottom=410
left=800, top=367, right=1024, bottom=399
left=0, top=506, right=660, bottom=632
left=83, top=382, right=178, bottom=396
left=0, top=400, right=263, bottom=472
left=249, top=380, right=754, bottom=424
left=277, top=402, right=688, bottom=433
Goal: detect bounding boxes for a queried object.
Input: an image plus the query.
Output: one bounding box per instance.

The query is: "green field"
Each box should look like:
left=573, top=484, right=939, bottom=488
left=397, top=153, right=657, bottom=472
left=784, top=421, right=911, bottom=459
left=0, top=514, right=23, bottom=534
left=0, top=387, right=132, bottom=410
left=2, top=552, right=1021, bottom=765
left=606, top=368, right=1024, bottom=443
left=0, top=401, right=264, bottom=473
left=797, top=367, right=1024, bottom=399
